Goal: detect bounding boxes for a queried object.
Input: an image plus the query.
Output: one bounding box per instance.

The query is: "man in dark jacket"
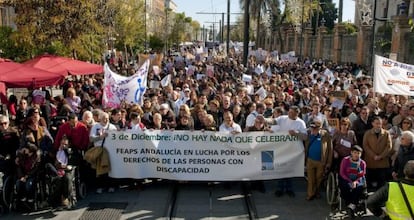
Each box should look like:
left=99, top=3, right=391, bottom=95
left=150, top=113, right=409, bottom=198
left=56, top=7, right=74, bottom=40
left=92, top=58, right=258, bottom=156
left=351, top=106, right=372, bottom=146
left=0, top=115, right=20, bottom=175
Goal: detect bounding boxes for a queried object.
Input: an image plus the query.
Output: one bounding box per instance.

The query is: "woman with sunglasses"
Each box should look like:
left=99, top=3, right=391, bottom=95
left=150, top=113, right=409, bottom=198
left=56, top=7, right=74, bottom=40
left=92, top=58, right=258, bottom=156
left=332, top=117, right=357, bottom=171
left=20, top=107, right=54, bottom=159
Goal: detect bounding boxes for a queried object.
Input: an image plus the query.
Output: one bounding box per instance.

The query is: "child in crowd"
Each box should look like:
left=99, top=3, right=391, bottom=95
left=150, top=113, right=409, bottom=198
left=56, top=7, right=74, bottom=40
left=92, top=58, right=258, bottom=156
left=339, top=145, right=367, bottom=218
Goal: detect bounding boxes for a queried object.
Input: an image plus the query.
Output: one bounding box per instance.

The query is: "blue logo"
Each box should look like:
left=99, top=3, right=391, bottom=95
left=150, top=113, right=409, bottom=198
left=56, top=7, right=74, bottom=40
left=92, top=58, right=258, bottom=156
left=261, top=151, right=274, bottom=171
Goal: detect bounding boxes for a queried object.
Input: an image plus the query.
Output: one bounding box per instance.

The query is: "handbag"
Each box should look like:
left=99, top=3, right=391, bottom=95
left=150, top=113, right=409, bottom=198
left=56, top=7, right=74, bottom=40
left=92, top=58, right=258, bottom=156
left=84, top=137, right=106, bottom=168
left=397, top=182, right=414, bottom=219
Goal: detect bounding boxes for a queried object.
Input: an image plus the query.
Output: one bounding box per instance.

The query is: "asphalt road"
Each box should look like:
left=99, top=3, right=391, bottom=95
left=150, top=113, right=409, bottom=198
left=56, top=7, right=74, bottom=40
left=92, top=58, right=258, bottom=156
left=2, top=178, right=380, bottom=220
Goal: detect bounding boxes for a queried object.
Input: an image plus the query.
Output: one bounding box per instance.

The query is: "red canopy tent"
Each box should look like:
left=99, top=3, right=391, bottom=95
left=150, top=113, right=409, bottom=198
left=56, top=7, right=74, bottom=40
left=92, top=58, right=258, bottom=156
left=0, top=58, right=65, bottom=102
left=23, top=54, right=103, bottom=76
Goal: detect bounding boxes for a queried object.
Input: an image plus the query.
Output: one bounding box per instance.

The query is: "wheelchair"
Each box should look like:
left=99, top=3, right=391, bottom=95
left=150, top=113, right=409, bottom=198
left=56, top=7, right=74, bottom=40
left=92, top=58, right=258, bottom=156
left=11, top=171, right=51, bottom=212
left=66, top=148, right=87, bottom=202
left=51, top=164, right=87, bottom=208
left=326, top=171, right=368, bottom=219
left=46, top=148, right=87, bottom=209
left=0, top=172, right=14, bottom=213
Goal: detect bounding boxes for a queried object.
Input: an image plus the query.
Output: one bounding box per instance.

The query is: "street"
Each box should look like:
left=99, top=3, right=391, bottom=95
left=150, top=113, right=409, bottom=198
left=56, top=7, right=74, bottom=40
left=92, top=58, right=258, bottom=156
left=2, top=178, right=379, bottom=220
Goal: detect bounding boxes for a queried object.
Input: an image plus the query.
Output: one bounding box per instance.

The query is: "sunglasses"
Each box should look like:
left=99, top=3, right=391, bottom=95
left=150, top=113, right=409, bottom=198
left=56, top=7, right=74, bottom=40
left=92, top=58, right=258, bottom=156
left=0, top=122, right=7, bottom=125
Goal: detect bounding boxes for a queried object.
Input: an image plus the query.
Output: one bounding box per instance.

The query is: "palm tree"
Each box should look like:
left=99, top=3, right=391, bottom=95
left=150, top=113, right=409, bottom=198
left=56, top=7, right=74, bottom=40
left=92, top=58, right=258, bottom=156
left=240, top=0, right=280, bottom=48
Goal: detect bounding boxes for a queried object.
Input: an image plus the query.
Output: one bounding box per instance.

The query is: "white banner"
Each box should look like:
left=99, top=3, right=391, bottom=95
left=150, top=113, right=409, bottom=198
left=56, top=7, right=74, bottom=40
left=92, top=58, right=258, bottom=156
left=373, top=55, right=414, bottom=96
left=103, top=60, right=150, bottom=108
left=105, top=130, right=305, bottom=181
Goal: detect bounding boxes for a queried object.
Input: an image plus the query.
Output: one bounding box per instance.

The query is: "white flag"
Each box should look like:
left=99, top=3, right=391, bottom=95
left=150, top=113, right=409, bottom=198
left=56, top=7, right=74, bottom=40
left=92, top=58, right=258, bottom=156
left=103, top=60, right=150, bottom=108
left=161, top=74, right=171, bottom=87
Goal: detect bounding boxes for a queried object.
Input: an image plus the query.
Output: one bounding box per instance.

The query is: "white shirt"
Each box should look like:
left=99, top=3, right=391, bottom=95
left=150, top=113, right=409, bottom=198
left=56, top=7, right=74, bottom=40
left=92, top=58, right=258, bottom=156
left=90, top=122, right=118, bottom=146
left=219, top=122, right=242, bottom=133
left=129, top=122, right=145, bottom=131
left=274, top=115, right=307, bottom=135
left=245, top=111, right=259, bottom=128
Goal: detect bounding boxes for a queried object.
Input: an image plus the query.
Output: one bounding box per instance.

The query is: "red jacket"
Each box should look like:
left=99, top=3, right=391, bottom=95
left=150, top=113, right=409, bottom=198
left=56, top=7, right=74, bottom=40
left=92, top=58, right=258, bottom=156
left=54, top=121, right=90, bottom=150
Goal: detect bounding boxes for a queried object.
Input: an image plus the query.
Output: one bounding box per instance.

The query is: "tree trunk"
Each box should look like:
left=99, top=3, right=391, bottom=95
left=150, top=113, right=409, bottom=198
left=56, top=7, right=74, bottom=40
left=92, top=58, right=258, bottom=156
left=256, top=10, right=261, bottom=48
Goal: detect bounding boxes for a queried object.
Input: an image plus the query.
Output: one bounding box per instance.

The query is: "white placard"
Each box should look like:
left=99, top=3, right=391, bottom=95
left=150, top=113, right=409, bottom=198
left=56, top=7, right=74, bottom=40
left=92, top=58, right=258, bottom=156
left=242, top=74, right=252, bottom=83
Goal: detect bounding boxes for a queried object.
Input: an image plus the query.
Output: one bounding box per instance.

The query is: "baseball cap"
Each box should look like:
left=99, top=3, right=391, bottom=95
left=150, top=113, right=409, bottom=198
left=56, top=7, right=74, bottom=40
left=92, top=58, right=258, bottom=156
left=351, top=145, right=363, bottom=152
left=309, top=120, right=322, bottom=128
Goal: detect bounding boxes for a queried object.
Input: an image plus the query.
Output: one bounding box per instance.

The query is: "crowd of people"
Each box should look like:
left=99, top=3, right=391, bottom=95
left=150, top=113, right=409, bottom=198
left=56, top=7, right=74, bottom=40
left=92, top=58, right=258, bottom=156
left=0, top=48, right=413, bottom=219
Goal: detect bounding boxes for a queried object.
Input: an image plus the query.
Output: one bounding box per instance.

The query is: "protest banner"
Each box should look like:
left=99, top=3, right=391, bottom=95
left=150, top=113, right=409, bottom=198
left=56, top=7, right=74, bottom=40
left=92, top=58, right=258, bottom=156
left=105, top=130, right=305, bottom=181
left=103, top=60, right=149, bottom=108
left=373, top=55, right=414, bottom=96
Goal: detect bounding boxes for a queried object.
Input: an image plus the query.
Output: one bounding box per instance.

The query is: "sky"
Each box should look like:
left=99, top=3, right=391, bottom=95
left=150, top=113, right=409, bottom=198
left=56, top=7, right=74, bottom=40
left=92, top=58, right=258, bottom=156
left=172, top=0, right=355, bottom=27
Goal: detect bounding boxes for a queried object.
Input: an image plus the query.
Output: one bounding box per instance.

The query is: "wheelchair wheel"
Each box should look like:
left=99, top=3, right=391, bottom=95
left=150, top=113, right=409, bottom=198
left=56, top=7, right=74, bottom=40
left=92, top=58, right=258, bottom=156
left=77, top=182, right=87, bottom=200
left=2, top=176, right=14, bottom=212
left=326, top=172, right=339, bottom=205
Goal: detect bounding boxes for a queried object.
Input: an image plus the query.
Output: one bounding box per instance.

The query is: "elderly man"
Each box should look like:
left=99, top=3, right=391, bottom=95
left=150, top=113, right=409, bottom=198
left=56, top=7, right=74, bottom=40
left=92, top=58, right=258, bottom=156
left=89, top=112, right=118, bottom=194
left=305, top=119, right=333, bottom=201
left=219, top=111, right=242, bottom=134
left=0, top=115, right=20, bottom=175
left=368, top=160, right=414, bottom=219
left=392, top=130, right=414, bottom=181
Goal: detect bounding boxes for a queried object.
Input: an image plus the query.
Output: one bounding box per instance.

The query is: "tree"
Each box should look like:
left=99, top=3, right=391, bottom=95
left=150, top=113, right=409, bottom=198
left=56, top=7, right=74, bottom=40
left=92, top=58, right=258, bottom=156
left=190, top=20, right=201, bottom=41
left=240, top=0, right=278, bottom=48
left=4, top=0, right=105, bottom=58
left=168, top=12, right=192, bottom=47
left=341, top=22, right=357, bottom=34
left=111, top=0, right=146, bottom=52
left=310, top=0, right=338, bottom=33
left=149, top=35, right=164, bottom=52
left=0, top=26, right=28, bottom=60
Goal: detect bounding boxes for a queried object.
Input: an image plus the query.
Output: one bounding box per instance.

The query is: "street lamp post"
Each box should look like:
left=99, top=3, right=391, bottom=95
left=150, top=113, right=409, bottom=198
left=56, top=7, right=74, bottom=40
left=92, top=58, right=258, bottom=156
left=227, top=0, right=230, bottom=55
left=144, top=0, right=147, bottom=51
left=243, top=0, right=250, bottom=66
left=164, top=0, right=170, bottom=55
left=299, top=0, right=305, bottom=61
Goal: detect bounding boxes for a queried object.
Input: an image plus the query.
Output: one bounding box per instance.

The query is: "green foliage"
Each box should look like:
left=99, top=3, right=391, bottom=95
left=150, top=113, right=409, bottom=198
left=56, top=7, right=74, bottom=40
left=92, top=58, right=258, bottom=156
left=3, top=0, right=107, bottom=59
left=149, top=35, right=164, bottom=52
left=168, top=12, right=192, bottom=47
left=375, top=22, right=392, bottom=56
left=2, top=0, right=147, bottom=60
left=0, top=26, right=28, bottom=60
left=342, top=22, right=357, bottom=34
left=112, top=0, right=145, bottom=48
left=310, top=0, right=338, bottom=33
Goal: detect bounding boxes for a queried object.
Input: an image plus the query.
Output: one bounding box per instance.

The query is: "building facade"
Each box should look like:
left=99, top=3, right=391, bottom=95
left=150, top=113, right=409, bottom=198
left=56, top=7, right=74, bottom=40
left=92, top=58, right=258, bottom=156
left=354, top=0, right=413, bottom=27
left=0, top=0, right=16, bottom=29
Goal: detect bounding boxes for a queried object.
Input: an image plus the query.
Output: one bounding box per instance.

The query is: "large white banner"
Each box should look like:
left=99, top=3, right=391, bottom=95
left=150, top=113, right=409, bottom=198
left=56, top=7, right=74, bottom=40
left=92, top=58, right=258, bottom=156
left=104, top=130, right=305, bottom=181
left=373, top=55, right=414, bottom=96
left=103, top=60, right=149, bottom=108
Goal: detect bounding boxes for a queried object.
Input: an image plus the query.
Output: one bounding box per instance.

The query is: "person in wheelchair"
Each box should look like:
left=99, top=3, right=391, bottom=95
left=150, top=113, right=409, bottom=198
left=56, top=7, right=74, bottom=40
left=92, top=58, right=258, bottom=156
left=15, top=143, right=41, bottom=204
left=47, top=135, right=73, bottom=208
left=339, top=145, right=367, bottom=218
left=0, top=115, right=20, bottom=177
